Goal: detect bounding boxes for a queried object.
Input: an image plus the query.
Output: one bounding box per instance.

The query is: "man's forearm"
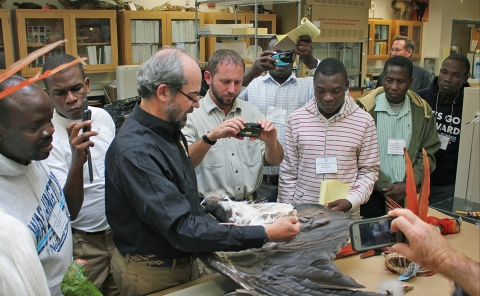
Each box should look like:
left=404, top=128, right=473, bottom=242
left=242, top=67, right=263, bottom=86
left=438, top=250, right=480, bottom=296
left=264, top=139, right=284, bottom=166
left=63, top=163, right=84, bottom=221
left=189, top=140, right=212, bottom=167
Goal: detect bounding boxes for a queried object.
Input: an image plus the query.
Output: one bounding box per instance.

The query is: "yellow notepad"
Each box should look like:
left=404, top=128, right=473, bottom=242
left=318, top=180, right=350, bottom=205
left=275, top=17, right=321, bottom=51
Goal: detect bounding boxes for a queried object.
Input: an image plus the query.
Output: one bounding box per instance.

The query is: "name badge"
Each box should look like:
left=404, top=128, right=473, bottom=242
left=316, top=157, right=338, bottom=174
left=266, top=107, right=287, bottom=125
left=388, top=139, right=406, bottom=155
left=438, top=134, right=449, bottom=150
left=49, top=203, right=68, bottom=238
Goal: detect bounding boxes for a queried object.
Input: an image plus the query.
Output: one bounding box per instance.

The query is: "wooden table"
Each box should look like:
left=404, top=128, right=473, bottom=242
left=153, top=208, right=480, bottom=296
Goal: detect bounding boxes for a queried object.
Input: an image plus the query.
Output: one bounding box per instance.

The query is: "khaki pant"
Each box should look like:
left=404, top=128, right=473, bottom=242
left=111, top=249, right=199, bottom=296
left=72, top=229, right=119, bottom=296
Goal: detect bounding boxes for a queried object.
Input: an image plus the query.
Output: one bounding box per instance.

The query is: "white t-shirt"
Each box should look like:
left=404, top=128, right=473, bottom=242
left=48, top=107, right=115, bottom=232
left=0, top=155, right=72, bottom=296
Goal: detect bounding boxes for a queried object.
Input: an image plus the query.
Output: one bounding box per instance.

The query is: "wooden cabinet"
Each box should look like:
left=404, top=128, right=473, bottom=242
left=166, top=12, right=205, bottom=62
left=117, top=11, right=206, bottom=64
left=367, top=19, right=392, bottom=60
left=11, top=9, right=118, bottom=76
left=117, top=10, right=168, bottom=65
left=0, top=9, right=14, bottom=73
left=392, top=20, right=423, bottom=60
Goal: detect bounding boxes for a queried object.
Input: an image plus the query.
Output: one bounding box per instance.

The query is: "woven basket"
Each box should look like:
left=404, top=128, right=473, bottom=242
left=384, top=252, right=435, bottom=277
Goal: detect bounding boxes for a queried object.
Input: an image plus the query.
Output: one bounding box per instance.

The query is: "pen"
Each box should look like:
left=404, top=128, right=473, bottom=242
left=455, top=210, right=479, bottom=217
left=86, top=148, right=93, bottom=183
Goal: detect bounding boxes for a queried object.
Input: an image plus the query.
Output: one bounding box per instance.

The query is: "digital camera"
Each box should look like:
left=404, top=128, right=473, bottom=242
left=272, top=50, right=295, bottom=67
left=237, top=123, right=262, bottom=138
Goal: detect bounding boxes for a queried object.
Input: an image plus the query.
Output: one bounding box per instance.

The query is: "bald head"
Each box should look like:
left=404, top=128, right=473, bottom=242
left=0, top=75, right=54, bottom=164
left=137, top=48, right=200, bottom=100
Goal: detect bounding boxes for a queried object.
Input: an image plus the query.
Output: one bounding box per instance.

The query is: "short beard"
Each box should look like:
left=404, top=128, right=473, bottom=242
left=165, top=97, right=187, bottom=130
left=211, top=84, right=236, bottom=107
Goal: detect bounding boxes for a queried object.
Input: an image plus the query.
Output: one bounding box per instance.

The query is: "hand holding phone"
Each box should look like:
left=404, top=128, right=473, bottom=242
left=349, top=216, right=406, bottom=252
left=82, top=99, right=92, bottom=134
left=237, top=123, right=262, bottom=138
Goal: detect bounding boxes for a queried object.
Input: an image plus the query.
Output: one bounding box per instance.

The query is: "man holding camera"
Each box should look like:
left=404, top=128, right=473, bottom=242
left=182, top=49, right=284, bottom=201
left=238, top=35, right=319, bottom=202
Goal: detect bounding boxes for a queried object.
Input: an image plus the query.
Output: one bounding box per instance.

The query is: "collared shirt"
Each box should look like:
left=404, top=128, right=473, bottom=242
left=238, top=72, right=315, bottom=175
left=105, top=102, right=265, bottom=259
left=182, top=92, right=266, bottom=201
left=375, top=93, right=413, bottom=183
left=279, top=96, right=380, bottom=216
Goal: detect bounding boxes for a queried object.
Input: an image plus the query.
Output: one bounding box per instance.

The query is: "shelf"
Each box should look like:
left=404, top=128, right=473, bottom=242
left=197, top=33, right=275, bottom=38
left=77, top=42, right=112, bottom=46
left=27, top=42, right=66, bottom=47
left=196, top=0, right=299, bottom=5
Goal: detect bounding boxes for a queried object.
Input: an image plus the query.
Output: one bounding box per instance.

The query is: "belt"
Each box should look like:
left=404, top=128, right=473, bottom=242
left=72, top=228, right=112, bottom=236
left=118, top=250, right=196, bottom=268
left=263, top=174, right=279, bottom=185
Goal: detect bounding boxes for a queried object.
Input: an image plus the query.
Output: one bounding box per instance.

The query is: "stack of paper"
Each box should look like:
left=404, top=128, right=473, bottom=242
left=318, top=180, right=350, bottom=205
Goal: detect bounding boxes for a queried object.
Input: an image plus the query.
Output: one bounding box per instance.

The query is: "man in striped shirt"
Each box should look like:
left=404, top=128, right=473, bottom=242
left=357, top=56, right=440, bottom=218
left=278, top=58, right=380, bottom=217
left=239, top=35, right=319, bottom=202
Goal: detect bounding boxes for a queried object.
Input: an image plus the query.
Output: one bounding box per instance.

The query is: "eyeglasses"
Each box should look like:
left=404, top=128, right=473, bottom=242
left=178, top=89, right=200, bottom=104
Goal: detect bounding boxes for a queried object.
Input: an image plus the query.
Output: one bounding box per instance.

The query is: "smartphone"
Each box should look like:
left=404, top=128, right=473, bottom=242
left=349, top=216, right=406, bottom=252
left=237, top=123, right=262, bottom=138
left=82, top=99, right=91, bottom=133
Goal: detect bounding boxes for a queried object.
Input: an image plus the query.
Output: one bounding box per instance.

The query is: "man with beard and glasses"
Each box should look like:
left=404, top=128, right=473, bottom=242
left=356, top=56, right=440, bottom=218
left=105, top=48, right=300, bottom=296
left=238, top=35, right=319, bottom=202
left=42, top=54, right=118, bottom=295
left=182, top=49, right=284, bottom=201
left=0, top=75, right=93, bottom=295
left=417, top=54, right=470, bottom=204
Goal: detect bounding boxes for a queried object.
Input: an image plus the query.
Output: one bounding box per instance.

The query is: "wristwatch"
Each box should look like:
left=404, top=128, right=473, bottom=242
left=202, top=132, right=217, bottom=145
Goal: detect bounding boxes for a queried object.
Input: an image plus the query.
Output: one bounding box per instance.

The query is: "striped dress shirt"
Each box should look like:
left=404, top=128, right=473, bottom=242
left=278, top=96, right=380, bottom=216
left=239, top=72, right=315, bottom=175
left=375, top=93, right=413, bottom=183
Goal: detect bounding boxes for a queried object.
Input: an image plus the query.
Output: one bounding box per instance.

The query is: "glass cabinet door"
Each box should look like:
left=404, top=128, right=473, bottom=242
left=25, top=18, right=66, bottom=69
left=412, top=24, right=422, bottom=56
left=74, top=18, right=112, bottom=66
left=167, top=12, right=204, bottom=62
left=129, top=18, right=163, bottom=63
left=398, top=24, right=409, bottom=37
left=373, top=23, right=390, bottom=56
left=70, top=10, right=117, bottom=71
left=0, top=15, right=5, bottom=70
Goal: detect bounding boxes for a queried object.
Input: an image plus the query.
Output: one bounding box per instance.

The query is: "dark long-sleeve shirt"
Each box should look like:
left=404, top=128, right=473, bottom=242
left=105, top=102, right=265, bottom=259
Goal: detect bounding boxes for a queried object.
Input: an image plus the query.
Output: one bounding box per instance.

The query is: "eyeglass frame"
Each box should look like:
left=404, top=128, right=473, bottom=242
left=178, top=89, right=201, bottom=104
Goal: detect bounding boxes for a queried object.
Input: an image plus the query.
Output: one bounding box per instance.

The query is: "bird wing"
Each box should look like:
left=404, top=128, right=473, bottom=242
left=199, top=204, right=382, bottom=295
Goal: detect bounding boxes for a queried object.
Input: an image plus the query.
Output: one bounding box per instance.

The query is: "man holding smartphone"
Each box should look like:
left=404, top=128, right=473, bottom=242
left=182, top=49, right=284, bottom=201
left=42, top=54, right=118, bottom=295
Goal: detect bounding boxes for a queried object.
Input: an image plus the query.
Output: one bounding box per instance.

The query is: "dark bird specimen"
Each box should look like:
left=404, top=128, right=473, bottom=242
left=57, top=0, right=122, bottom=10
left=200, top=199, right=383, bottom=296
left=0, top=0, right=6, bottom=9
left=391, top=0, right=418, bottom=20
left=13, top=1, right=42, bottom=8
left=414, top=1, right=428, bottom=21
